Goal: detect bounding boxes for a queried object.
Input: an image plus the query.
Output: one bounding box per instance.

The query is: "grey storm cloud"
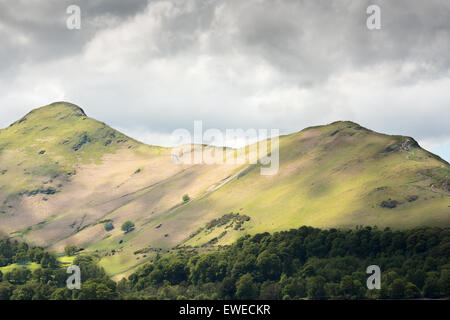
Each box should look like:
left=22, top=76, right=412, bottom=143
left=0, top=0, right=449, bottom=159
left=0, top=0, right=148, bottom=71
left=2, top=0, right=449, bottom=78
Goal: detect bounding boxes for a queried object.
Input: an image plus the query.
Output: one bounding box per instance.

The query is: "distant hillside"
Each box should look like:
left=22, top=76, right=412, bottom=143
left=0, top=102, right=448, bottom=279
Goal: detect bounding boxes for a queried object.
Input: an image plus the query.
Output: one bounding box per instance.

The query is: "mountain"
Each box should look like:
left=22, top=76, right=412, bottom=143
left=0, top=102, right=448, bottom=278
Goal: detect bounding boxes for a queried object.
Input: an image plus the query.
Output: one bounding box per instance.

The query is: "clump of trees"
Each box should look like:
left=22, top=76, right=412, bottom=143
left=64, top=245, right=79, bottom=257
left=182, top=194, right=190, bottom=203
left=121, top=221, right=135, bottom=233
left=104, top=222, right=114, bottom=232
left=0, top=240, right=116, bottom=300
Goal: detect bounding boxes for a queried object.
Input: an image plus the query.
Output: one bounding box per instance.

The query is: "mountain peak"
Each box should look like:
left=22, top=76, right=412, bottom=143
left=328, top=120, right=362, bottom=127
left=292, top=120, right=369, bottom=139
left=47, top=101, right=87, bottom=117
left=9, top=102, right=87, bottom=128
left=1, top=101, right=139, bottom=165
left=31, top=101, right=86, bottom=117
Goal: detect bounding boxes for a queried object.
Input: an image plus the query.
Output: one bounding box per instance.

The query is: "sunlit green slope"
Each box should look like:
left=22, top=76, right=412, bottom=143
left=170, top=121, right=450, bottom=247
left=0, top=102, right=144, bottom=200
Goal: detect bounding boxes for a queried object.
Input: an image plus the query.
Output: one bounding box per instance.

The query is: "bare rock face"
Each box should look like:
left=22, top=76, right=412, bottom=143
left=382, top=137, right=419, bottom=153
left=400, top=138, right=419, bottom=151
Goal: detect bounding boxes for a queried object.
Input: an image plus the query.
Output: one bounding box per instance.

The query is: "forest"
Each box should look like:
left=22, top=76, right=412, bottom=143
left=0, top=226, right=449, bottom=300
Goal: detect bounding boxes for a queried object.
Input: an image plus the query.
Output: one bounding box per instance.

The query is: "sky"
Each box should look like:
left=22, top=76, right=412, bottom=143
left=0, top=0, right=449, bottom=161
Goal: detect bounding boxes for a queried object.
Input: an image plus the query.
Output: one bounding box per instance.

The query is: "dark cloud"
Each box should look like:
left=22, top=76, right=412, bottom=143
left=1, top=0, right=449, bottom=81
left=0, top=0, right=448, bottom=160
left=224, top=0, right=450, bottom=84
left=0, top=0, right=148, bottom=71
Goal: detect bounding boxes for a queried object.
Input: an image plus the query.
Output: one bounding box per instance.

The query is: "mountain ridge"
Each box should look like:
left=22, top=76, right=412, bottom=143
left=0, top=102, right=448, bottom=279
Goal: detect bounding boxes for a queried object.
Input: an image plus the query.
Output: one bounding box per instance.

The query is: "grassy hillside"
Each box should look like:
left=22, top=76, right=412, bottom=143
left=0, top=102, right=242, bottom=277
left=0, top=102, right=145, bottom=201
left=0, top=102, right=448, bottom=279
left=175, top=122, right=449, bottom=248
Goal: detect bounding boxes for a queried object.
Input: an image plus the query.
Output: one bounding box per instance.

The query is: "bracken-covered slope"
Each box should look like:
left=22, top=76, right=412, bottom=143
left=0, top=102, right=448, bottom=278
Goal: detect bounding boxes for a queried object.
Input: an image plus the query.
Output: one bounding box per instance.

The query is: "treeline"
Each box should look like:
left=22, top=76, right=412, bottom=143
left=0, top=226, right=449, bottom=300
left=0, top=240, right=116, bottom=300
left=121, top=226, right=450, bottom=300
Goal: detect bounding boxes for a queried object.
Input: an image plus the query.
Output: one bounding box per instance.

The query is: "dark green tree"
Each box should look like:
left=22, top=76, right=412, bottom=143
left=64, top=245, right=78, bottom=257
left=389, top=279, right=406, bottom=299
left=306, top=276, right=327, bottom=299
left=439, top=269, right=450, bottom=297
left=404, top=282, right=421, bottom=299
left=236, top=273, right=258, bottom=299
left=104, top=222, right=114, bottom=232
left=423, top=275, right=441, bottom=298
left=4, top=268, right=31, bottom=285
left=121, top=221, right=135, bottom=233
left=256, top=251, right=282, bottom=280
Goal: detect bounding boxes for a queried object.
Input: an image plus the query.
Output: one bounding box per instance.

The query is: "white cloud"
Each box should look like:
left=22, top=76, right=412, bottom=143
left=0, top=0, right=449, bottom=162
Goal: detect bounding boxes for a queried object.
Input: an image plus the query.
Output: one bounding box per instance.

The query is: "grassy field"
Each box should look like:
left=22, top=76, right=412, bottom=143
left=57, top=255, right=76, bottom=267
left=0, top=256, right=76, bottom=274
left=0, top=262, right=41, bottom=273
